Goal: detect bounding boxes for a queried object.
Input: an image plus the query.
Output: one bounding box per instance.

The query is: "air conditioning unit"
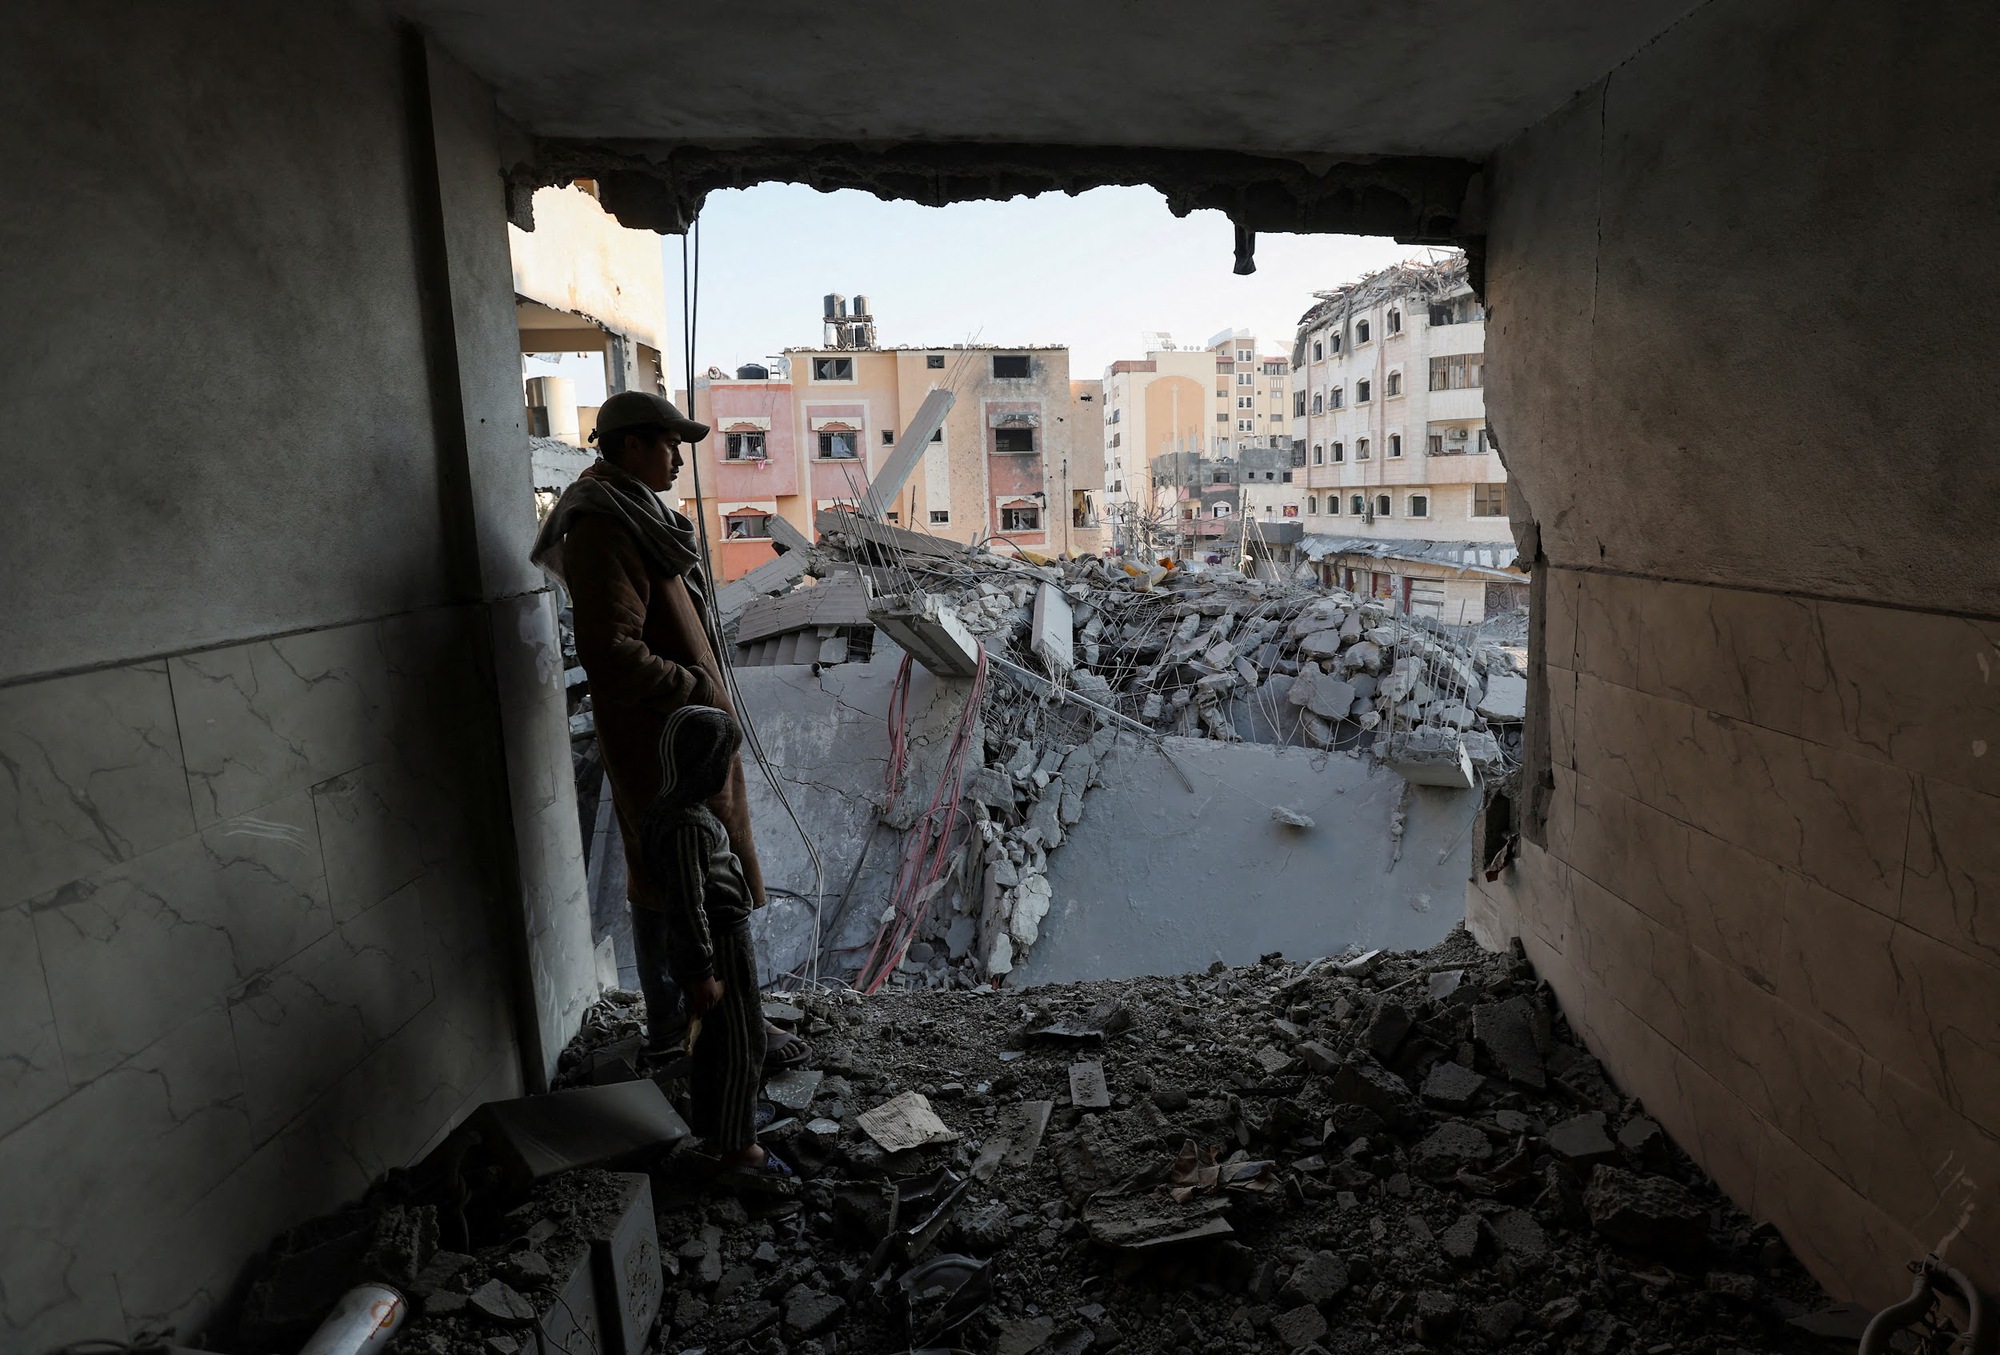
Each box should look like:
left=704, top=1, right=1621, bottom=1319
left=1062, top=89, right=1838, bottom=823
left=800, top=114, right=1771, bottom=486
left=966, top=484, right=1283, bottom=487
left=1447, top=427, right=1470, bottom=441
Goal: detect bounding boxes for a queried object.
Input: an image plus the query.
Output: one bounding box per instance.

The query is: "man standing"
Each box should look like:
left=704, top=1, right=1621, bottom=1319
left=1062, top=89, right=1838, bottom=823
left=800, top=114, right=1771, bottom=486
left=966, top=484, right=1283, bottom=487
left=529, top=390, right=776, bottom=1080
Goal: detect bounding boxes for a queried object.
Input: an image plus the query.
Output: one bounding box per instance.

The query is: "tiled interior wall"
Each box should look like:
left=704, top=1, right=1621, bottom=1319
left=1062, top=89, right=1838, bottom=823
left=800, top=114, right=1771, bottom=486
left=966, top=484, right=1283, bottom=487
left=0, top=607, right=526, bottom=1348
left=1468, top=567, right=2000, bottom=1305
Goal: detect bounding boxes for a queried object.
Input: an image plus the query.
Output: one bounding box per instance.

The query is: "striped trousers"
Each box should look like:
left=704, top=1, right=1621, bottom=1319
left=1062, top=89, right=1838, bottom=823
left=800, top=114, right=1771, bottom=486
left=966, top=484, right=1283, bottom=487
left=692, top=926, right=765, bottom=1153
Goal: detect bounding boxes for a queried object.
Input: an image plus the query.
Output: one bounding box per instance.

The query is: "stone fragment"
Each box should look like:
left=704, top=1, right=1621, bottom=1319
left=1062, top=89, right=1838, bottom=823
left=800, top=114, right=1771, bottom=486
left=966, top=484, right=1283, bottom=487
left=1339, top=640, right=1384, bottom=674
left=1413, top=1290, right=1462, bottom=1341
left=1010, top=873, right=1054, bottom=947
left=1584, top=1166, right=1709, bottom=1259
left=1547, top=1111, right=1618, bottom=1164
left=1297, top=1041, right=1340, bottom=1076
left=1476, top=673, right=1528, bottom=721
left=1413, top=1120, right=1493, bottom=1175
left=1472, top=997, right=1546, bottom=1090
left=1618, top=1114, right=1667, bottom=1162
left=1473, top=1299, right=1525, bottom=1342
left=1069, top=1060, right=1111, bottom=1110
left=1277, top=1251, right=1349, bottom=1306
left=468, top=1280, right=535, bottom=1326
left=1330, top=1055, right=1418, bottom=1128
left=1271, top=805, right=1315, bottom=828
left=1270, top=1304, right=1329, bottom=1350
left=1366, top=1001, right=1412, bottom=1061
left=783, top=1286, right=847, bottom=1337
left=1439, top=1215, right=1482, bottom=1263
left=1488, top=1208, right=1548, bottom=1263
left=1419, top=1060, right=1484, bottom=1110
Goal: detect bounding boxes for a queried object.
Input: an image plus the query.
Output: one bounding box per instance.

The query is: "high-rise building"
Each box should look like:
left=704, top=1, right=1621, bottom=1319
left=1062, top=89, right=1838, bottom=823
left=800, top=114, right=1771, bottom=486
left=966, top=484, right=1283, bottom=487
left=1290, top=254, right=1525, bottom=621
left=682, top=297, right=1103, bottom=579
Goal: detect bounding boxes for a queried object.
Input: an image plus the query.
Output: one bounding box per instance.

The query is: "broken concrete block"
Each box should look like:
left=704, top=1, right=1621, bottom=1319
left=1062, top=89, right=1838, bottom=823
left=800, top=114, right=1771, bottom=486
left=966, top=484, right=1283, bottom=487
left=1413, top=1289, right=1463, bottom=1342
left=1474, top=1299, right=1526, bottom=1342
left=1297, top=1041, right=1340, bottom=1075
left=1068, top=1060, right=1111, bottom=1110
left=1439, top=1215, right=1482, bottom=1264
left=1419, top=1060, right=1485, bottom=1110
left=964, top=766, right=1015, bottom=809
left=1297, top=628, right=1346, bottom=659
left=1547, top=1111, right=1617, bottom=1164
left=1058, top=788, right=1083, bottom=827
left=1270, top=805, right=1315, bottom=829
left=1432, top=701, right=1478, bottom=730
left=1584, top=1167, right=1708, bottom=1260
left=764, top=1069, right=823, bottom=1113
left=1488, top=1208, right=1548, bottom=1264
left=1027, top=791, right=1064, bottom=851
left=868, top=592, right=982, bottom=678
left=857, top=1091, right=959, bottom=1153
left=1477, top=672, right=1528, bottom=721
left=1288, top=667, right=1356, bottom=721
left=1338, top=640, right=1384, bottom=674
left=474, top=1080, right=690, bottom=1192
left=1031, top=583, right=1075, bottom=674
left=1472, top=997, right=1547, bottom=1090
left=1331, top=1055, right=1418, bottom=1128
left=1277, top=1251, right=1349, bottom=1306
left=469, top=1280, right=535, bottom=1326
left=1380, top=655, right=1423, bottom=702
left=782, top=1286, right=847, bottom=1337
left=1412, top=1121, right=1493, bottom=1175
left=1010, top=873, right=1053, bottom=947
left=1366, top=1001, right=1413, bottom=1062
left=1269, top=1303, right=1328, bottom=1350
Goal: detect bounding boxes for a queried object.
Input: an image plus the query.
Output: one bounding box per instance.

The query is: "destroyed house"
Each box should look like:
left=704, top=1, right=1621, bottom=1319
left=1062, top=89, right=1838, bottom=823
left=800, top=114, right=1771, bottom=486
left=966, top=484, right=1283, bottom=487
left=3, top=0, right=1998, bottom=1348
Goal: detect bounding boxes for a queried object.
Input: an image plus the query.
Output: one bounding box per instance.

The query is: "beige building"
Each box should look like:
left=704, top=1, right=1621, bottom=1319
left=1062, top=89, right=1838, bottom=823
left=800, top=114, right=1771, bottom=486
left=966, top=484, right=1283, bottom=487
left=684, top=301, right=1101, bottom=578
left=1290, top=253, right=1523, bottom=621
left=1100, top=328, right=1293, bottom=553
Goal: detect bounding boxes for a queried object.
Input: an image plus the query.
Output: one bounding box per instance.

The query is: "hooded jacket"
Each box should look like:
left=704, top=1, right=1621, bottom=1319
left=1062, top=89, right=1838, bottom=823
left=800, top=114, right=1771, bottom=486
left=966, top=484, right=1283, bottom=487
left=547, top=462, right=768, bottom=915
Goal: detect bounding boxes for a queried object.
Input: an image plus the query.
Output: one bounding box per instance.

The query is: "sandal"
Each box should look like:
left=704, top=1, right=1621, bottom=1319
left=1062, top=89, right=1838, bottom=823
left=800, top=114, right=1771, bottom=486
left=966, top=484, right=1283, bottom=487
left=766, top=1028, right=813, bottom=1070
left=718, top=1149, right=797, bottom=1194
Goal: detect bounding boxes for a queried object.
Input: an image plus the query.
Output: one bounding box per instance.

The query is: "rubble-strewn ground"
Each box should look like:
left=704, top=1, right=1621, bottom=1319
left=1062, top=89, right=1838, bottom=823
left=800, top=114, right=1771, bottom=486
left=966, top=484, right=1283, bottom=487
left=547, top=930, right=1844, bottom=1355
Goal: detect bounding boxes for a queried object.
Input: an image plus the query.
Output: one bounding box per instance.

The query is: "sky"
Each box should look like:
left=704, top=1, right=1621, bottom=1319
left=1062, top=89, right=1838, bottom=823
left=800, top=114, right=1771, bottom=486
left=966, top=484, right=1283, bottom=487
left=527, top=183, right=1428, bottom=404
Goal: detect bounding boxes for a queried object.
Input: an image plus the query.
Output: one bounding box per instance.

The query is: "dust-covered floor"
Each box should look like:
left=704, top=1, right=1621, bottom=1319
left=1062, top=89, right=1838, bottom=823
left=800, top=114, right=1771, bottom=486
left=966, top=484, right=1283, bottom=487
left=554, top=929, right=1849, bottom=1355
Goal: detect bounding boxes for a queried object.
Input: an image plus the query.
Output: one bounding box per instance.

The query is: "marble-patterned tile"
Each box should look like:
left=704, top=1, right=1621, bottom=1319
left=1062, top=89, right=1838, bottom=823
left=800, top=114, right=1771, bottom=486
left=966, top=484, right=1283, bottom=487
left=0, top=1009, right=250, bottom=1350
left=1753, top=1120, right=1925, bottom=1310
left=1572, top=570, right=1647, bottom=691
left=1682, top=942, right=1783, bottom=1121
left=418, top=853, right=504, bottom=1007
left=0, top=662, right=194, bottom=908
left=1675, top=823, right=1787, bottom=992
left=228, top=884, right=433, bottom=1137
left=501, top=675, right=576, bottom=822
left=0, top=904, right=68, bottom=1138
left=1865, top=1066, right=2000, bottom=1273
left=1636, top=578, right=1826, bottom=738
left=1658, top=1046, right=1767, bottom=1219
left=1576, top=676, right=1911, bottom=915
left=1509, top=847, right=1575, bottom=959
left=1567, top=771, right=1685, bottom=934
left=1901, top=776, right=2000, bottom=968
left=1887, top=921, right=2000, bottom=1134
left=32, top=792, right=331, bottom=1083
left=490, top=589, right=564, bottom=714
left=1775, top=873, right=1902, bottom=1059
left=1539, top=568, right=1582, bottom=671
left=169, top=623, right=393, bottom=826
left=516, top=796, right=594, bottom=1083
left=1547, top=662, right=1578, bottom=773
left=1804, top=603, right=2000, bottom=798
left=310, top=761, right=429, bottom=922
left=1571, top=869, right=1691, bottom=1047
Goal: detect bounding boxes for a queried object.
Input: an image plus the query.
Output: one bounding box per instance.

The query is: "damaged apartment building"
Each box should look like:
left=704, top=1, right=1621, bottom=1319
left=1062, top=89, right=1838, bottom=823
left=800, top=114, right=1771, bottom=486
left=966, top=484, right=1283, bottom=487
left=3, top=2, right=1998, bottom=1353
left=678, top=299, right=1107, bottom=581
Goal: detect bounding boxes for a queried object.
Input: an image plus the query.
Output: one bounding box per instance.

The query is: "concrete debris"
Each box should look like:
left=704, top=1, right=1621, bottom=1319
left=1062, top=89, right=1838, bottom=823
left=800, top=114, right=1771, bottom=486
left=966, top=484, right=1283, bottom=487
left=1270, top=805, right=1316, bottom=829
left=232, top=929, right=1843, bottom=1355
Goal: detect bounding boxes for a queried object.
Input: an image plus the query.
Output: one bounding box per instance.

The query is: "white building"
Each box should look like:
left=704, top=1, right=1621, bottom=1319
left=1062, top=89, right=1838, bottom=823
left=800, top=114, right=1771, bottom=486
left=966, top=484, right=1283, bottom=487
left=1290, top=253, right=1525, bottom=621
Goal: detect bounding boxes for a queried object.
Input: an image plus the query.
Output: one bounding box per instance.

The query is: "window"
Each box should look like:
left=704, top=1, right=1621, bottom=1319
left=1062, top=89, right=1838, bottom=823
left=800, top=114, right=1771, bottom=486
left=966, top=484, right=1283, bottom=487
left=1409, top=493, right=1430, bottom=518
left=1429, top=303, right=1451, bottom=326
left=1000, top=505, right=1040, bottom=531
left=724, top=512, right=771, bottom=539
left=724, top=431, right=766, bottom=461
left=812, top=356, right=853, bottom=381
left=1312, top=339, right=1324, bottom=361
left=885, top=511, right=900, bottom=523
left=1238, top=395, right=1253, bottom=409
left=882, top=428, right=897, bottom=445
left=1330, top=333, right=1343, bottom=354
left=1428, top=433, right=1444, bottom=455
left=1216, top=412, right=1228, bottom=423
left=1357, top=438, right=1370, bottom=460
left=1312, top=393, right=1323, bottom=414
left=1375, top=494, right=1392, bottom=517
left=1237, top=372, right=1253, bottom=385
left=926, top=354, right=945, bottom=369
left=1350, top=494, right=1365, bottom=515
left=1109, top=432, right=1121, bottom=447
left=1237, top=349, right=1252, bottom=362
left=1386, top=371, right=1402, bottom=397
left=1212, top=503, right=1231, bottom=518
left=1293, top=391, right=1307, bottom=416
left=1429, top=354, right=1486, bottom=390
left=1217, top=387, right=1228, bottom=398
left=929, top=509, right=950, bottom=524
left=994, top=426, right=1037, bottom=454
left=1327, top=494, right=1340, bottom=515
left=931, top=427, right=944, bottom=443
left=1330, top=386, right=1344, bottom=409
left=1473, top=484, right=1509, bottom=517
left=1313, top=444, right=1324, bottom=465
left=1264, top=470, right=1276, bottom=481
left=1389, top=434, right=1403, bottom=458
left=1307, top=495, right=1318, bottom=514
left=817, top=430, right=858, bottom=459
left=1281, top=470, right=1293, bottom=483
left=1357, top=319, right=1371, bottom=343
left=992, top=354, right=1030, bottom=379
left=1238, top=419, right=1253, bottom=432
left=1357, top=379, right=1371, bottom=403
left=1388, top=308, right=1402, bottom=334
left=1331, top=441, right=1345, bottom=463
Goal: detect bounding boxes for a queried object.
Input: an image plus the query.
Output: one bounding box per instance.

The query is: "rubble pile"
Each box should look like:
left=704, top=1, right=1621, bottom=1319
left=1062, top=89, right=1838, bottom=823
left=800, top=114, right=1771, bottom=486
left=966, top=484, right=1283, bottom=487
left=526, top=928, right=1842, bottom=1355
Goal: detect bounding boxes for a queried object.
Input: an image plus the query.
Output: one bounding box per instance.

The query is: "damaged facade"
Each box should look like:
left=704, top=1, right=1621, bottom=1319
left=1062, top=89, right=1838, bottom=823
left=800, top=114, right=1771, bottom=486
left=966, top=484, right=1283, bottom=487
left=4, top=0, right=1998, bottom=1348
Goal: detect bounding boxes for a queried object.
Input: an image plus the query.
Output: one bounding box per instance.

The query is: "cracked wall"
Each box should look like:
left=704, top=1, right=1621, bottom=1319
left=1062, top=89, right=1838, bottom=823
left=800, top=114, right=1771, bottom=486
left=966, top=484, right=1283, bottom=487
left=1469, top=0, right=2000, bottom=1308
left=0, top=7, right=590, bottom=1348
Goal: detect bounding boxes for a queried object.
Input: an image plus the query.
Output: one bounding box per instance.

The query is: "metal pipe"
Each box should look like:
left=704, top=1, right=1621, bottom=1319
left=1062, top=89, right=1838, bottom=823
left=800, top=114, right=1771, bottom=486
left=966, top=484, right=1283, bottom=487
left=1858, top=1256, right=1990, bottom=1355
left=298, top=1285, right=406, bottom=1355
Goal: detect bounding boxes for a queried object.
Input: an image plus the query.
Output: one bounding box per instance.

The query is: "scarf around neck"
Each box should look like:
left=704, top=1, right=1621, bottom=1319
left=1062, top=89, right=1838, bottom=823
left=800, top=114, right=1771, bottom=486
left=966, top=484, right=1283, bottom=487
left=531, top=460, right=706, bottom=595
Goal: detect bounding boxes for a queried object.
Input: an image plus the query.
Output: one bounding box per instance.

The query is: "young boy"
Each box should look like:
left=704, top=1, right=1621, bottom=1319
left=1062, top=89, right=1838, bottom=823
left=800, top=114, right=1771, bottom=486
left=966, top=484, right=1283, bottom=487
left=636, top=705, right=789, bottom=1180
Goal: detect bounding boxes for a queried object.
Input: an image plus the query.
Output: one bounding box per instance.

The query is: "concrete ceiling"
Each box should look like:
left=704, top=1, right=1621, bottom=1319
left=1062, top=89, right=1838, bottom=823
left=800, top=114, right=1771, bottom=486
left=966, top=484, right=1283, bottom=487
left=394, top=0, right=1698, bottom=159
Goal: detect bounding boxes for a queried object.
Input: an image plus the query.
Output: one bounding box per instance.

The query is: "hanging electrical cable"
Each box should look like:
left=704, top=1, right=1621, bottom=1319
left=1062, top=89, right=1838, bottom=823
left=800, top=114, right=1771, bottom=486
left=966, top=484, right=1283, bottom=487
left=678, top=221, right=830, bottom=989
